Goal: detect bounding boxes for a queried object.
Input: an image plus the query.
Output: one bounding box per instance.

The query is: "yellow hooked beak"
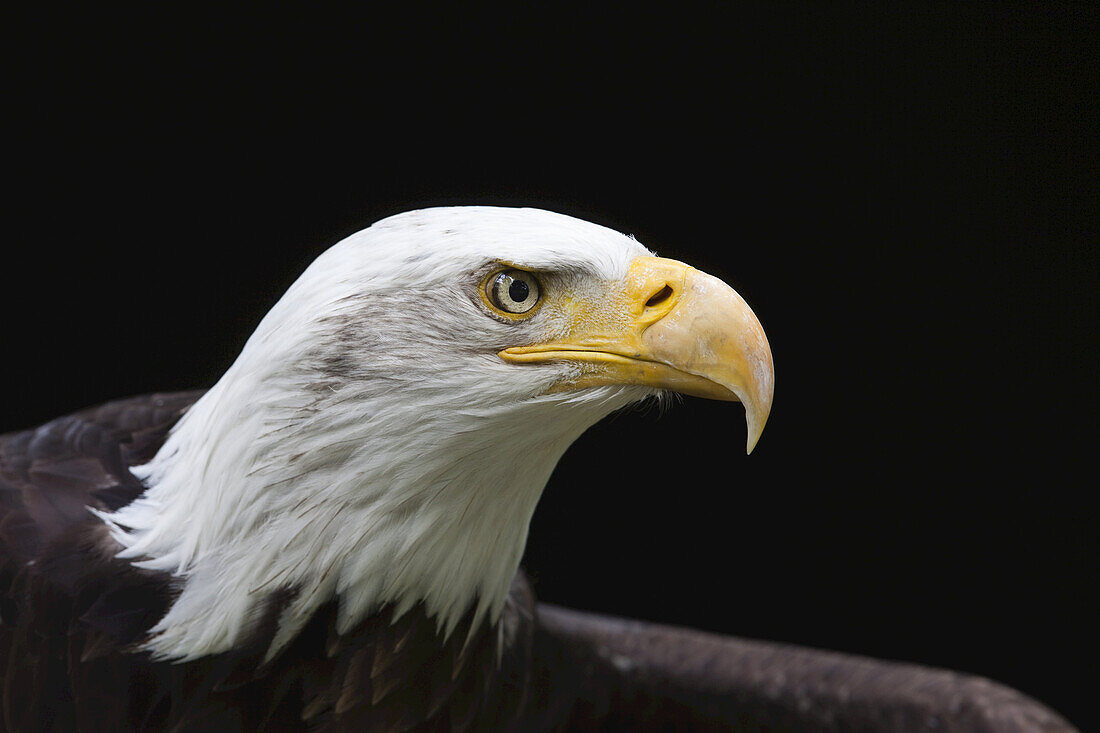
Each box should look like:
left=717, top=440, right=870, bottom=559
left=499, top=256, right=774, bottom=453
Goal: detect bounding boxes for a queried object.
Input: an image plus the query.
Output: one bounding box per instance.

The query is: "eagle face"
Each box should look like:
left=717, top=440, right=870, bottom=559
left=96, top=206, right=773, bottom=661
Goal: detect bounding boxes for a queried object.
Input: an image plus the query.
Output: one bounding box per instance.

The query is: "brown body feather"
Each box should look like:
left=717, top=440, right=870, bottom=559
left=0, top=393, right=1076, bottom=731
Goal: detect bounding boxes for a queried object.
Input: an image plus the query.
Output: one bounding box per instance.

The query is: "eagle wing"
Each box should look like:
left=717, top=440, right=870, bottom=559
left=526, top=603, right=1077, bottom=731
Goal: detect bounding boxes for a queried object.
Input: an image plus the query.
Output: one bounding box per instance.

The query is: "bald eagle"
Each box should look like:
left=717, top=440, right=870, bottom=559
left=0, top=208, right=1072, bottom=731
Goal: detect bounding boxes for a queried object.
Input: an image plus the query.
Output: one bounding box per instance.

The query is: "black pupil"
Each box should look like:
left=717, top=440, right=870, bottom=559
left=508, top=278, right=530, bottom=302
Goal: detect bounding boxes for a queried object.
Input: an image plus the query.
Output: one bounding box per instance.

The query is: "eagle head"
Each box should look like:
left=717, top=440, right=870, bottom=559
left=98, top=207, right=774, bottom=660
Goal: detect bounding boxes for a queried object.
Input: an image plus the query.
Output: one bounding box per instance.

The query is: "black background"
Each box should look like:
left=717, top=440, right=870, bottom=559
left=6, top=4, right=1094, bottom=729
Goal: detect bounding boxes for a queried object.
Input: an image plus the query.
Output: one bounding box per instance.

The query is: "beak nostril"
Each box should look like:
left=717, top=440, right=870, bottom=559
left=645, top=284, right=674, bottom=308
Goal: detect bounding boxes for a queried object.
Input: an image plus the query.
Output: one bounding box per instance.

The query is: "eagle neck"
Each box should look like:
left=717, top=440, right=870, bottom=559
left=97, top=360, right=631, bottom=661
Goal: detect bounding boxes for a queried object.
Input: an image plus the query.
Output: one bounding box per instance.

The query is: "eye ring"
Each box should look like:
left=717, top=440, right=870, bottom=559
left=481, top=267, right=543, bottom=318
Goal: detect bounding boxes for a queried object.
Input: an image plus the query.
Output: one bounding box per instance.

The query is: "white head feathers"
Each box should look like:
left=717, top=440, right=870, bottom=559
left=97, top=207, right=656, bottom=660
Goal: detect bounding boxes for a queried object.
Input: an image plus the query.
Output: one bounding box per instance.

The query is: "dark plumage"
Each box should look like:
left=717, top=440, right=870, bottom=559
left=0, top=392, right=1075, bottom=731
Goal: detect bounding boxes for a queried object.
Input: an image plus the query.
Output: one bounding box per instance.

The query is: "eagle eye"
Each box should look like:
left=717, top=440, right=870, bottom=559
left=485, top=268, right=542, bottom=316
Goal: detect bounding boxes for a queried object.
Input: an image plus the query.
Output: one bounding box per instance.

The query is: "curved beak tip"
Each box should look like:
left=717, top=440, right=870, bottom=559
left=745, top=411, right=767, bottom=455
left=742, top=383, right=773, bottom=455
left=729, top=321, right=773, bottom=456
